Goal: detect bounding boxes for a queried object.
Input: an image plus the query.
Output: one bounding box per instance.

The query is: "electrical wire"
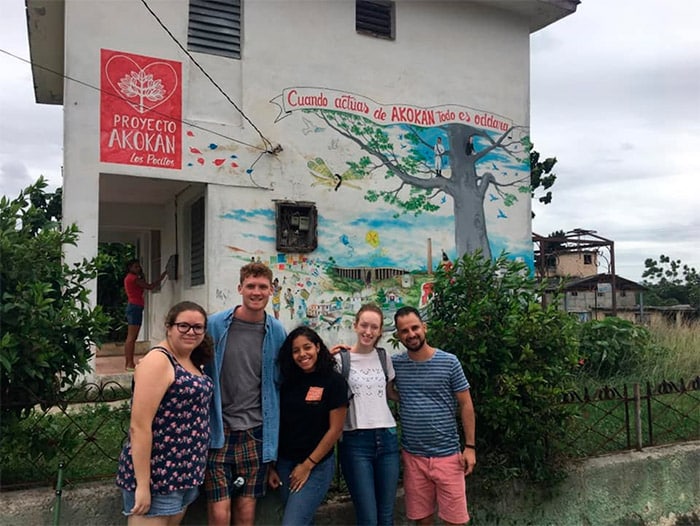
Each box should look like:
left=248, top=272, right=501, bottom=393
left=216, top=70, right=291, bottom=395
left=0, top=47, right=266, bottom=152
left=139, top=0, right=274, bottom=151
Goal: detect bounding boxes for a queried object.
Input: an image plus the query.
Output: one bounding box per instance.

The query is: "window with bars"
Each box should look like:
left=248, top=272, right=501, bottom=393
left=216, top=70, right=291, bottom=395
left=356, top=0, right=395, bottom=40
left=188, top=0, right=242, bottom=59
left=189, top=196, right=205, bottom=286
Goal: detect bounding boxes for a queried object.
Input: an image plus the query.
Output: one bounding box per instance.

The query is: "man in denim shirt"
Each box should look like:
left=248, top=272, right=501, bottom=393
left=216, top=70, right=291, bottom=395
left=205, top=262, right=287, bottom=526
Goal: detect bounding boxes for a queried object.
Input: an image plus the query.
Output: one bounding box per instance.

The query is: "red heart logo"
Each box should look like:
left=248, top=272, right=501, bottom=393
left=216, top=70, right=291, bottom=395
left=104, top=55, right=178, bottom=114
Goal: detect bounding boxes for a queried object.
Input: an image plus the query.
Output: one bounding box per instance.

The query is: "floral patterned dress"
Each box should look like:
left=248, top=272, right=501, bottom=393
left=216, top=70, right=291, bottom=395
left=116, top=348, right=214, bottom=494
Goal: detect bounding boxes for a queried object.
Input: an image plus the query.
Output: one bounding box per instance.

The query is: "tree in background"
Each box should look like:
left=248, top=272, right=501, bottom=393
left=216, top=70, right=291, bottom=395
left=427, top=252, right=580, bottom=483
left=642, top=255, right=700, bottom=308
left=530, top=148, right=557, bottom=218
left=0, top=177, right=108, bottom=416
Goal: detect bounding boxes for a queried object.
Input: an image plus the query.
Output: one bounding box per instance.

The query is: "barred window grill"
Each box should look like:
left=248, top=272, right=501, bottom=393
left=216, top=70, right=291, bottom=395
left=356, top=0, right=395, bottom=40
left=190, top=197, right=205, bottom=286
left=188, top=0, right=242, bottom=59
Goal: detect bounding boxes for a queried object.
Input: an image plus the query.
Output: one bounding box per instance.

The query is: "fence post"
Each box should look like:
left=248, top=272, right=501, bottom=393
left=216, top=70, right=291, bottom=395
left=52, top=462, right=65, bottom=526
left=633, top=383, right=643, bottom=451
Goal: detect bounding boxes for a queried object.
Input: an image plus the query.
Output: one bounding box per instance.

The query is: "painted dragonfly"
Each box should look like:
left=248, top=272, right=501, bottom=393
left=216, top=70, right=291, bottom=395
left=307, top=157, right=364, bottom=191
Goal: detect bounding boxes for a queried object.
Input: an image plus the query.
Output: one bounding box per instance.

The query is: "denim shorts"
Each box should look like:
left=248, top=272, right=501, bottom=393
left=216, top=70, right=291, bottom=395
left=125, top=303, right=144, bottom=326
left=121, top=487, right=199, bottom=517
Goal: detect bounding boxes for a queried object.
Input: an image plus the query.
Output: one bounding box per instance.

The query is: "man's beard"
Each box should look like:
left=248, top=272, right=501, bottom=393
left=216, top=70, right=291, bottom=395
left=404, top=336, right=425, bottom=352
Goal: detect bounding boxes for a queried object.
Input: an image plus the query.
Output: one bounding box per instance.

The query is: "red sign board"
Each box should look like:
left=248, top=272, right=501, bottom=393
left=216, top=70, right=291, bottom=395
left=100, top=49, right=182, bottom=169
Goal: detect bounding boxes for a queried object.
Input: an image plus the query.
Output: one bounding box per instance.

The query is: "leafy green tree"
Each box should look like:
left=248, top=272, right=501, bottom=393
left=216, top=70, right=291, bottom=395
left=427, top=252, right=580, bottom=482
left=530, top=148, right=557, bottom=218
left=641, top=255, right=700, bottom=308
left=0, top=177, right=109, bottom=417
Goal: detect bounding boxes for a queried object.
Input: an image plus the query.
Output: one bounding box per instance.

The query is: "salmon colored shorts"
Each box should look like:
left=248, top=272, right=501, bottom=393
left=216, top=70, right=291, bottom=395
left=401, top=450, right=470, bottom=524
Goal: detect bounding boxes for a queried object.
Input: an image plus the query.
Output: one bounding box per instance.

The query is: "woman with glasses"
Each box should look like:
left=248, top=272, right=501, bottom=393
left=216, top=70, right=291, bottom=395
left=334, top=304, right=399, bottom=526
left=117, top=301, right=214, bottom=525
left=267, top=326, right=348, bottom=526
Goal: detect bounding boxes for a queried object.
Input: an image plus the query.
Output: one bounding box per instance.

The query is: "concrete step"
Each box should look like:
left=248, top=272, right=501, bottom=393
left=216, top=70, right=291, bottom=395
left=95, top=341, right=151, bottom=357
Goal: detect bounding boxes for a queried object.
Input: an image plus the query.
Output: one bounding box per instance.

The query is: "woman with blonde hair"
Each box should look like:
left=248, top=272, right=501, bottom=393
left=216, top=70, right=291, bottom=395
left=335, top=304, right=399, bottom=526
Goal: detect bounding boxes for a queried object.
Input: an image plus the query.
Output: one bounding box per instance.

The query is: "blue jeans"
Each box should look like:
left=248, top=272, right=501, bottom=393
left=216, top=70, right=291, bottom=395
left=339, top=428, right=400, bottom=526
left=277, top=454, right=335, bottom=525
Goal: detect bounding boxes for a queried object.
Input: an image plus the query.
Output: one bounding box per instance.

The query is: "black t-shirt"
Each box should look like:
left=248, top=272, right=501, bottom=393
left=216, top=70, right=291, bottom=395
left=278, top=370, right=348, bottom=464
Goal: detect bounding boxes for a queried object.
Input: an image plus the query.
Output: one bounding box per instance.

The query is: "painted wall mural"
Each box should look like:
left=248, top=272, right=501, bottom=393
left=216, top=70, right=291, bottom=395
left=271, top=87, right=533, bottom=266
left=99, top=49, right=182, bottom=169
left=210, top=86, right=532, bottom=339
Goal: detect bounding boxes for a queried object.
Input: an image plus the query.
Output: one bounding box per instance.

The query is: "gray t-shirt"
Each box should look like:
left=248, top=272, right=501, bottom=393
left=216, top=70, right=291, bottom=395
left=221, top=317, right=265, bottom=431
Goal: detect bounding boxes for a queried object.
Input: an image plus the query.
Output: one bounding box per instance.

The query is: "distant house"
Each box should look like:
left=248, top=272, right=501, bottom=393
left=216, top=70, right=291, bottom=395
left=535, top=231, right=699, bottom=325
left=534, top=230, right=648, bottom=322
left=542, top=273, right=647, bottom=322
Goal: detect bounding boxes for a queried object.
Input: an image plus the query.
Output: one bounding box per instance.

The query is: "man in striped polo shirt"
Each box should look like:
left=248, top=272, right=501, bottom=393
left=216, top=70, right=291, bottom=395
left=389, top=306, right=476, bottom=525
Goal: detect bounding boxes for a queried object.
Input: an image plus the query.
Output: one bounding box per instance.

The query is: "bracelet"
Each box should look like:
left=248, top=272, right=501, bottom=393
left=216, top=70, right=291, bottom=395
left=464, top=444, right=476, bottom=450
left=307, top=456, right=318, bottom=465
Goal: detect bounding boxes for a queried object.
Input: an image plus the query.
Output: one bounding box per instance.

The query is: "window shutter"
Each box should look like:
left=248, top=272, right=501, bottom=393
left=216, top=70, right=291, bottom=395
left=188, top=0, right=242, bottom=59
left=190, top=197, right=205, bottom=286
left=356, top=0, right=394, bottom=40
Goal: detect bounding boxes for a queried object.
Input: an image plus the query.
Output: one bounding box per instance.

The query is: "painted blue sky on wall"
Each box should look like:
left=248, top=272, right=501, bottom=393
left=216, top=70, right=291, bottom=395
left=221, top=205, right=533, bottom=272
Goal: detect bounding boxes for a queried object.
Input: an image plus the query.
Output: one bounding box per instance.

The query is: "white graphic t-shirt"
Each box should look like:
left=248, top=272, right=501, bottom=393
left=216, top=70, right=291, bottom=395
left=335, top=350, right=396, bottom=431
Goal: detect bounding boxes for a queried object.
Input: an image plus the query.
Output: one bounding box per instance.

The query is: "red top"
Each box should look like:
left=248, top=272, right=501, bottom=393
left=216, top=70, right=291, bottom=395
left=124, top=272, right=145, bottom=307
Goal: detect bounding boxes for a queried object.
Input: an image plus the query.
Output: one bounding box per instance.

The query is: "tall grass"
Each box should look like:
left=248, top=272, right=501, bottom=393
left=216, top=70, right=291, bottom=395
left=644, top=323, right=700, bottom=382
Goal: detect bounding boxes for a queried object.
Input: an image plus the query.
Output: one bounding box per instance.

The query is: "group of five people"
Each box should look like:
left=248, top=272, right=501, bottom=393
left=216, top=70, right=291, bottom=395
left=117, top=262, right=476, bottom=525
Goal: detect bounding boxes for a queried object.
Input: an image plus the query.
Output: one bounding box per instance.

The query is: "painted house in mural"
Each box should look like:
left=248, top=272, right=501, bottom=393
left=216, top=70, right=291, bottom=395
left=26, top=0, right=579, bottom=347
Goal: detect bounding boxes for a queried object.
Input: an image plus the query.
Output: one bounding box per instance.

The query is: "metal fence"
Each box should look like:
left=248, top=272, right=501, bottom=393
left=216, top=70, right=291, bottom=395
left=0, top=381, right=131, bottom=491
left=560, top=376, right=700, bottom=457
left=1, top=377, right=699, bottom=491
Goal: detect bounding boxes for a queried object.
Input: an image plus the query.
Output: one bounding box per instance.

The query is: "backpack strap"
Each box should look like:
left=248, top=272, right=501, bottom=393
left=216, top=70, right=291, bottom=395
left=339, top=348, right=351, bottom=381
left=376, top=347, right=389, bottom=382
left=341, top=347, right=389, bottom=382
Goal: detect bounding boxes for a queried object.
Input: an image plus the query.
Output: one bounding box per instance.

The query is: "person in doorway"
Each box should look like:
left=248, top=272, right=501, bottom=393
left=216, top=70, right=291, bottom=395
left=204, top=262, right=287, bottom=526
left=268, top=326, right=348, bottom=526
left=389, top=306, right=476, bottom=526
left=123, top=259, right=167, bottom=371
left=116, top=301, right=214, bottom=525
left=333, top=304, right=400, bottom=526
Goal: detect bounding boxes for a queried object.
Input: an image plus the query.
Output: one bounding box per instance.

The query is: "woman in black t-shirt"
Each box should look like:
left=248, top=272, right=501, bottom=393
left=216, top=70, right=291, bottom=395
left=268, top=326, right=348, bottom=526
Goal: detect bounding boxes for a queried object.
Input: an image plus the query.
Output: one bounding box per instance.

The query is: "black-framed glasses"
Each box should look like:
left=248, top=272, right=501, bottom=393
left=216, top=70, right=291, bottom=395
left=172, top=322, right=206, bottom=335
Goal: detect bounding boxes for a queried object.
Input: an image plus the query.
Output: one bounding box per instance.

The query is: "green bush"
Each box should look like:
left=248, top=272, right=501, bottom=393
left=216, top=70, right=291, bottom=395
left=427, top=252, right=580, bottom=483
left=96, top=242, right=135, bottom=342
left=0, top=178, right=109, bottom=417
left=0, top=402, right=130, bottom=487
left=578, top=317, right=659, bottom=380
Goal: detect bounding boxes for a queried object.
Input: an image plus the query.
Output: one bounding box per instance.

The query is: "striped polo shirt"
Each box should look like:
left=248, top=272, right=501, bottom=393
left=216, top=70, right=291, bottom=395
left=392, top=349, right=470, bottom=457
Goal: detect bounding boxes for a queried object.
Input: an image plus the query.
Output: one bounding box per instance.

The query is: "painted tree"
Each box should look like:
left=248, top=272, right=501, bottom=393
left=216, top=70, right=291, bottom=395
left=312, top=110, right=530, bottom=259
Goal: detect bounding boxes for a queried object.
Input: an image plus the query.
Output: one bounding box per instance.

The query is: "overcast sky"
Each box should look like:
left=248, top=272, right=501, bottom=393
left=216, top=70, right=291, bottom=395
left=530, top=0, right=700, bottom=281
left=1, top=0, right=698, bottom=282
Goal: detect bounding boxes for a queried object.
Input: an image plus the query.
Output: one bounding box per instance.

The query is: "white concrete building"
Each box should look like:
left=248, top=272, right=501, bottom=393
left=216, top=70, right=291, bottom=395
left=27, top=0, right=579, bottom=347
